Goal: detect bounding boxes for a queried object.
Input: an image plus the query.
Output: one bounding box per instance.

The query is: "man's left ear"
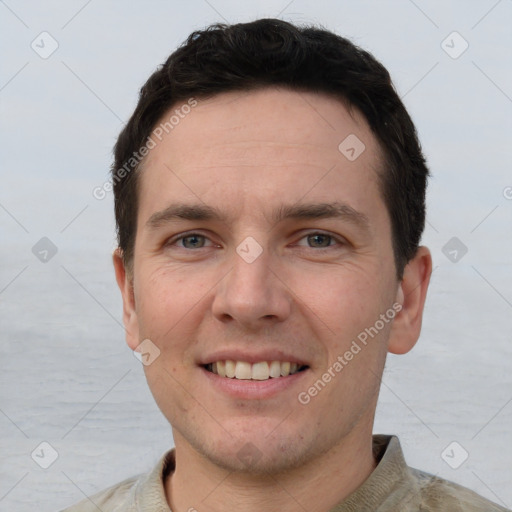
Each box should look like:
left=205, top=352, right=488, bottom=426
left=388, top=246, right=432, bottom=355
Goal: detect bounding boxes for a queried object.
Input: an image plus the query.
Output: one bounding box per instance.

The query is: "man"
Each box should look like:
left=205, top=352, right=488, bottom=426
left=63, top=18, right=508, bottom=512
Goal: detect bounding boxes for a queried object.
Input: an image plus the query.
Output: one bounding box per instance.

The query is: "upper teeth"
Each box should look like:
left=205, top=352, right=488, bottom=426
left=209, top=361, right=302, bottom=380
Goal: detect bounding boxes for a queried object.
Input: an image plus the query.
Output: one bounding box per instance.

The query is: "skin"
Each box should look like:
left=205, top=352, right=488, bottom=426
left=114, top=88, right=432, bottom=512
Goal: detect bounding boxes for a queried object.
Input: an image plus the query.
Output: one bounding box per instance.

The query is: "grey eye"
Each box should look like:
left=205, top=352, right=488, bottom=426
left=307, top=234, right=332, bottom=248
left=181, top=234, right=206, bottom=248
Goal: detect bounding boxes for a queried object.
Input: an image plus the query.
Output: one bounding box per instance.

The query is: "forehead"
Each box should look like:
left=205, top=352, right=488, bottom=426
left=138, top=88, right=386, bottom=226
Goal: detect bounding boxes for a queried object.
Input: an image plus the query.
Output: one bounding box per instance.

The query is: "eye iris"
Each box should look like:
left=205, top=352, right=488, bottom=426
left=182, top=235, right=204, bottom=248
left=308, top=234, right=331, bottom=247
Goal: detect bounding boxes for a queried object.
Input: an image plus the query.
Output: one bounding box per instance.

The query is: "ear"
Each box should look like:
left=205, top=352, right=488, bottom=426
left=113, top=248, right=140, bottom=350
left=388, top=246, right=432, bottom=355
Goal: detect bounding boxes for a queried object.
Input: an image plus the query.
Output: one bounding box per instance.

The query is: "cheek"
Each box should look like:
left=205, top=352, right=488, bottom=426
left=134, top=265, right=212, bottom=351
left=299, top=265, right=380, bottom=333
left=295, top=261, right=395, bottom=381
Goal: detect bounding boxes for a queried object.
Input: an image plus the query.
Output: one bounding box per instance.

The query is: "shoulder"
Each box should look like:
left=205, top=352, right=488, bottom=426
left=410, top=467, right=509, bottom=512
left=59, top=449, right=175, bottom=512
left=59, top=474, right=141, bottom=511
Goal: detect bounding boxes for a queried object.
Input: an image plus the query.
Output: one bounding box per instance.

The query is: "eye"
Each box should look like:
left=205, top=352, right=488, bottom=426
left=170, top=233, right=213, bottom=249
left=295, top=232, right=344, bottom=249
left=306, top=233, right=334, bottom=248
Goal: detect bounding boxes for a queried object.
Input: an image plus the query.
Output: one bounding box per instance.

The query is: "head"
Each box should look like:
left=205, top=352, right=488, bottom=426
left=114, top=18, right=429, bottom=281
left=113, top=19, right=431, bottom=474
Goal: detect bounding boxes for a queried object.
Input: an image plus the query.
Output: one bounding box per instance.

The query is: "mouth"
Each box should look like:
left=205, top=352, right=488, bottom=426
left=203, top=360, right=309, bottom=381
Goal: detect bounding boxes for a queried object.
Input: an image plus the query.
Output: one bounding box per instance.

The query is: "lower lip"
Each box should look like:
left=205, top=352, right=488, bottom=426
left=200, top=366, right=309, bottom=400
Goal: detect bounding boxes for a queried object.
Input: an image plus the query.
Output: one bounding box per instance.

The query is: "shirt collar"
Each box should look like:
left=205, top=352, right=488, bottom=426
left=133, top=435, right=414, bottom=512
left=327, top=435, right=419, bottom=512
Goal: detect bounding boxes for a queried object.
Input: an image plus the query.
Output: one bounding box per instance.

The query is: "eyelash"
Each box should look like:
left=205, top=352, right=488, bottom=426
left=167, top=231, right=345, bottom=251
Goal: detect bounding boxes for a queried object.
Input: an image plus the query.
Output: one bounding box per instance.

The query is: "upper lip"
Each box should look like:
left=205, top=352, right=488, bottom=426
left=198, top=349, right=309, bottom=367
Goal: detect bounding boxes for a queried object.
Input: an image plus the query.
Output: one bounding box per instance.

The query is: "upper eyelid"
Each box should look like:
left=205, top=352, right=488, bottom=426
left=294, top=232, right=342, bottom=244
left=169, top=231, right=216, bottom=246
left=168, top=230, right=345, bottom=247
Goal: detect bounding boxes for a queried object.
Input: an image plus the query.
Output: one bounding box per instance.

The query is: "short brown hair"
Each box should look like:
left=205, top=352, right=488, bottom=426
left=112, top=18, right=429, bottom=279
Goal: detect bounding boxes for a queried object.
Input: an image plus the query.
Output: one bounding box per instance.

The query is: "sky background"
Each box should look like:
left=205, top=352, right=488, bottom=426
left=0, top=1, right=511, bottom=510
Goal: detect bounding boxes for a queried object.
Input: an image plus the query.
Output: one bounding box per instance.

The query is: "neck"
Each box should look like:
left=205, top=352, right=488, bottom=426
left=166, top=428, right=376, bottom=512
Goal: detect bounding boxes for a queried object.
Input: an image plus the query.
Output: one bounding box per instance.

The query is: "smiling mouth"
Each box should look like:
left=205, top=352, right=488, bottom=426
left=204, top=360, right=308, bottom=381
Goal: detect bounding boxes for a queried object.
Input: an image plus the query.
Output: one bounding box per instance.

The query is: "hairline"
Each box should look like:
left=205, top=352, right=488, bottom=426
left=121, top=86, right=401, bottom=279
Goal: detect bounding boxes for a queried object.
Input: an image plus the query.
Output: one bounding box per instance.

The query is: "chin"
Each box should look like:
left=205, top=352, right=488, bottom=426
left=202, top=441, right=312, bottom=476
left=179, top=420, right=332, bottom=476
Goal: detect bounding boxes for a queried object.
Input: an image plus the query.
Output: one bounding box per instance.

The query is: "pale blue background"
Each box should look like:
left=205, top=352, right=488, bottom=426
left=1, top=1, right=511, bottom=510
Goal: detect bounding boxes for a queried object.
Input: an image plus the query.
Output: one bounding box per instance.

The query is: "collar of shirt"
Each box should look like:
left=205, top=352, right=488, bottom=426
left=132, top=435, right=413, bottom=512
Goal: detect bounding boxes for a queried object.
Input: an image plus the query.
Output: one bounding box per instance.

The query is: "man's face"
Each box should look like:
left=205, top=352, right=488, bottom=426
left=119, top=88, right=404, bottom=473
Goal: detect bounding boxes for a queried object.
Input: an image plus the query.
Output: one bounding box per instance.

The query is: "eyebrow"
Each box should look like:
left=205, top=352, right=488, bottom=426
left=145, top=201, right=370, bottom=231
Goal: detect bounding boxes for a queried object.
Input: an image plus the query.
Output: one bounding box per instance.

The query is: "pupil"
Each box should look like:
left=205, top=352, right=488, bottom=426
left=309, top=234, right=330, bottom=247
left=183, top=235, right=203, bottom=248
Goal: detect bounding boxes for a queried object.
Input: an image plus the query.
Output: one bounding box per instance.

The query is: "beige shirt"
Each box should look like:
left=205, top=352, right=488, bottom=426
left=61, top=435, right=509, bottom=511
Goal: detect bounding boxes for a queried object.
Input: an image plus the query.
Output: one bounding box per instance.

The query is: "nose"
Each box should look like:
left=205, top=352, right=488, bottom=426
left=211, top=246, right=292, bottom=330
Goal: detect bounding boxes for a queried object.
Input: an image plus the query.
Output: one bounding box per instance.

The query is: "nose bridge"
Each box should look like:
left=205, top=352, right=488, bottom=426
left=231, top=243, right=271, bottom=297
left=212, top=240, right=291, bottom=326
